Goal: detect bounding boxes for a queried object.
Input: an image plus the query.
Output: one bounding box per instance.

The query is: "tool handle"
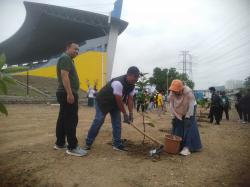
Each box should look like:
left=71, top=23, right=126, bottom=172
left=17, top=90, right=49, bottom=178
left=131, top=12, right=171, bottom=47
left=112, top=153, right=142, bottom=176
left=130, top=123, right=163, bottom=146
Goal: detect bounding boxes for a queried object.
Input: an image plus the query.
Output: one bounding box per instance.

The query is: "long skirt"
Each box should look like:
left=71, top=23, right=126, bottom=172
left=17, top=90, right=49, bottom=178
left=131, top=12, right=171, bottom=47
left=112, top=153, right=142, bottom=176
left=172, top=116, right=202, bottom=152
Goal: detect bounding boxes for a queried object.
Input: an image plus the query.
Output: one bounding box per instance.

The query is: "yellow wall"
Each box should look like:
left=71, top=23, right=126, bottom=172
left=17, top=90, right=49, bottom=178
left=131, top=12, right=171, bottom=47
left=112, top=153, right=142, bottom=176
left=17, top=51, right=107, bottom=91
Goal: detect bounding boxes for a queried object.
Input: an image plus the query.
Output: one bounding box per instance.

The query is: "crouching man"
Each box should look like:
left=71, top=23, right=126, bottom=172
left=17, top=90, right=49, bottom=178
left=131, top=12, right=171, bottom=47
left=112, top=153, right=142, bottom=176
left=84, top=66, right=140, bottom=152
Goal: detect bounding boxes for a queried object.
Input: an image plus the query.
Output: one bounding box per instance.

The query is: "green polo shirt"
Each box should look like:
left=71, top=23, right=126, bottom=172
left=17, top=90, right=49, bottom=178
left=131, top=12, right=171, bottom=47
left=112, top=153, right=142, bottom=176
left=56, top=53, right=79, bottom=94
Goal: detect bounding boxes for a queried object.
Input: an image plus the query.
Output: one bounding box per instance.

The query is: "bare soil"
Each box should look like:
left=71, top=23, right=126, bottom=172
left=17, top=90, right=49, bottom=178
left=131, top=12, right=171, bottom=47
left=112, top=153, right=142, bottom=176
left=0, top=104, right=249, bottom=187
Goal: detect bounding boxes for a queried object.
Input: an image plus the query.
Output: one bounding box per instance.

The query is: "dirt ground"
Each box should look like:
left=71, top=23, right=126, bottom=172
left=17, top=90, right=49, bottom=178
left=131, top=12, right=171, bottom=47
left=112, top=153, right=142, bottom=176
left=0, top=104, right=249, bottom=187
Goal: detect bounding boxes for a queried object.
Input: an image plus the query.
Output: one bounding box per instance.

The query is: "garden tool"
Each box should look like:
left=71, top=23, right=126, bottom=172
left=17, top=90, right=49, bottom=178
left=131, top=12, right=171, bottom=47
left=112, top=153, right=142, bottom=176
left=130, top=123, right=164, bottom=157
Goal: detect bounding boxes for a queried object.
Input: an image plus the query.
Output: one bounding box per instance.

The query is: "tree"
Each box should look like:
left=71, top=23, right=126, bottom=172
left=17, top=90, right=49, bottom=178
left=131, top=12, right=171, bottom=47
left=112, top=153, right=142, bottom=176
left=178, top=73, right=195, bottom=89
left=149, top=68, right=169, bottom=92
left=149, top=67, right=194, bottom=92
left=0, top=53, right=15, bottom=116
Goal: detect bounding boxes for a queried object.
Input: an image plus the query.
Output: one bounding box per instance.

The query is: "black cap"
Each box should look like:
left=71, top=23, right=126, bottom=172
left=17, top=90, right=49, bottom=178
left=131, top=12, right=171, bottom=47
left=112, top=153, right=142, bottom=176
left=127, top=66, right=140, bottom=77
left=209, top=87, right=216, bottom=92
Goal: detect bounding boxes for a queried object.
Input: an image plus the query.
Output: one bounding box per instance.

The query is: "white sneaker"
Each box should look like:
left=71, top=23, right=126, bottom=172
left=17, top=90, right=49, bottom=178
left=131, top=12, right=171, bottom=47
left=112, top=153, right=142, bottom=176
left=180, top=147, right=191, bottom=156
left=66, top=146, right=87, bottom=157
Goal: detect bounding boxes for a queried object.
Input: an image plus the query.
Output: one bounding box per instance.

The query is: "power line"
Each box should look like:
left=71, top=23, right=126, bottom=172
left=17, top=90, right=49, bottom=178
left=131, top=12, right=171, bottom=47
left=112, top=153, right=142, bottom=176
left=195, top=40, right=250, bottom=67
left=191, top=30, right=250, bottom=69
left=197, top=63, right=249, bottom=78
left=193, top=24, right=250, bottom=60
left=192, top=57, right=249, bottom=78
left=194, top=57, right=250, bottom=78
left=190, top=9, right=250, bottom=53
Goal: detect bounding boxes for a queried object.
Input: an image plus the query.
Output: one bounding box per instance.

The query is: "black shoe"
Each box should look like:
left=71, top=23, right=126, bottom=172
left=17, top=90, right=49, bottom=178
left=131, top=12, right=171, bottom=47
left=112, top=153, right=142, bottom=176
left=113, top=144, right=128, bottom=152
left=111, top=139, right=128, bottom=146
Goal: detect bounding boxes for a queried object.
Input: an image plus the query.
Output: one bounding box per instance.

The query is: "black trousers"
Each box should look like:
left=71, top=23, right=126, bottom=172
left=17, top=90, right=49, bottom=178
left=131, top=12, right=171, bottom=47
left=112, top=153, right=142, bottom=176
left=56, top=92, right=78, bottom=150
left=209, top=106, right=222, bottom=124
left=235, top=104, right=242, bottom=120
left=137, top=101, right=144, bottom=112
left=222, top=107, right=229, bottom=120
left=242, top=111, right=250, bottom=122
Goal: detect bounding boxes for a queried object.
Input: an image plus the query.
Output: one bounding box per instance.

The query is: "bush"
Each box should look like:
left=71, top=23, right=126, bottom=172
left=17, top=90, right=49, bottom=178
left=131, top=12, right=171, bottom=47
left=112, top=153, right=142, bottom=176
left=2, top=66, right=28, bottom=74
left=197, top=98, right=208, bottom=108
left=0, top=53, right=16, bottom=115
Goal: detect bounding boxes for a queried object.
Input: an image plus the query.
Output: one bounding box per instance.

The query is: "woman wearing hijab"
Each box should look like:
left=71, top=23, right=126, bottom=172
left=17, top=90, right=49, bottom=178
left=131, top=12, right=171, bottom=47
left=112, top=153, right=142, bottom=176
left=168, top=79, right=202, bottom=156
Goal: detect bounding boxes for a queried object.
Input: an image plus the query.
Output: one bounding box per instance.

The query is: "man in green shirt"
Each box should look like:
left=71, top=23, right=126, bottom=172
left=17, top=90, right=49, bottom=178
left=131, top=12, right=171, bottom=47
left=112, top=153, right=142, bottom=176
left=54, top=41, right=87, bottom=157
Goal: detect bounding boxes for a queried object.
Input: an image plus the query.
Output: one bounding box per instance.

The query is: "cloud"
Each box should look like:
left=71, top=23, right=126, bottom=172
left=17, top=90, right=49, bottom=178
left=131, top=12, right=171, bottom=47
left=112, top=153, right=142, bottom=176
left=0, top=0, right=250, bottom=89
left=114, top=0, right=250, bottom=89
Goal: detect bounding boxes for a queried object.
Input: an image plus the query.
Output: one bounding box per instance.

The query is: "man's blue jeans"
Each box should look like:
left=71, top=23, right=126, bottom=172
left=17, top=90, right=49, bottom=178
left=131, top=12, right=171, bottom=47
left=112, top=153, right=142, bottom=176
left=86, top=102, right=122, bottom=147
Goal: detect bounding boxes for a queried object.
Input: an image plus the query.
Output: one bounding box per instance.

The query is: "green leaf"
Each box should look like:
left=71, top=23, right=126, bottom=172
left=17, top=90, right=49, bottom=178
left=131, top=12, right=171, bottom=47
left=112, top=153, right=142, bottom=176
left=0, top=80, right=7, bottom=94
left=141, top=73, right=149, bottom=76
left=0, top=53, right=6, bottom=70
left=0, top=102, right=8, bottom=116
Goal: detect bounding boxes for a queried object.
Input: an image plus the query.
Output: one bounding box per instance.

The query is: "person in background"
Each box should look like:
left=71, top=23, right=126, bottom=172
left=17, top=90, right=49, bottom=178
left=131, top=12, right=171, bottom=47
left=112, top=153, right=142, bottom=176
left=154, top=92, right=158, bottom=108
left=149, top=94, right=155, bottom=112
left=93, top=87, right=98, bottom=106
left=168, top=79, right=202, bottom=156
left=235, top=93, right=243, bottom=123
left=93, top=80, right=98, bottom=93
left=163, top=92, right=167, bottom=114
left=136, top=90, right=145, bottom=112
left=239, top=89, right=250, bottom=124
left=220, top=91, right=230, bottom=120
left=208, top=87, right=223, bottom=125
left=86, top=80, right=96, bottom=107
left=87, top=86, right=95, bottom=107
left=157, top=90, right=164, bottom=117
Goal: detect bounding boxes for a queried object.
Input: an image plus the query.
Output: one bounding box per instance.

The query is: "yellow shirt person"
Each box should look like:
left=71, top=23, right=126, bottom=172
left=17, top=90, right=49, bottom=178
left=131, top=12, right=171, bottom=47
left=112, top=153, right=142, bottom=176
left=157, top=93, right=163, bottom=107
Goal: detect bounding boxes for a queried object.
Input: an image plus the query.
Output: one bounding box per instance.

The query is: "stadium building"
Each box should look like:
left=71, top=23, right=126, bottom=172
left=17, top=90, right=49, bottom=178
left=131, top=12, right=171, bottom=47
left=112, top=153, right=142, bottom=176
left=0, top=0, right=127, bottom=91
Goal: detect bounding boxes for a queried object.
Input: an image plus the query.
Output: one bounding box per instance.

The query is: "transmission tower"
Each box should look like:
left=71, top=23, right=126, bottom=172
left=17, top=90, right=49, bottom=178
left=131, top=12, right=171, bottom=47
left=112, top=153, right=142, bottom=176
left=180, top=50, right=192, bottom=79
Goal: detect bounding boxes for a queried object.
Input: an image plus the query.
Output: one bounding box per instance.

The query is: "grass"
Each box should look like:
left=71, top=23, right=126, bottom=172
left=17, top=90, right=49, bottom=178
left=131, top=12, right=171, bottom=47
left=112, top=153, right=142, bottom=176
left=5, top=82, right=43, bottom=97
left=1, top=75, right=87, bottom=98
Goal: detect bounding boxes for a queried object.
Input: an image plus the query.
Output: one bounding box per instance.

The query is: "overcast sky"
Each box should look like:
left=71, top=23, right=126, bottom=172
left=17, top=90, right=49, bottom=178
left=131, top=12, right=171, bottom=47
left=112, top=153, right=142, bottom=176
left=0, top=0, right=250, bottom=89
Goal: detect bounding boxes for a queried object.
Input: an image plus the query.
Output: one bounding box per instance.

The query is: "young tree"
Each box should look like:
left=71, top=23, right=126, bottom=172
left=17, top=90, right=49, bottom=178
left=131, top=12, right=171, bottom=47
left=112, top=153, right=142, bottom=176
left=136, top=73, right=150, bottom=91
